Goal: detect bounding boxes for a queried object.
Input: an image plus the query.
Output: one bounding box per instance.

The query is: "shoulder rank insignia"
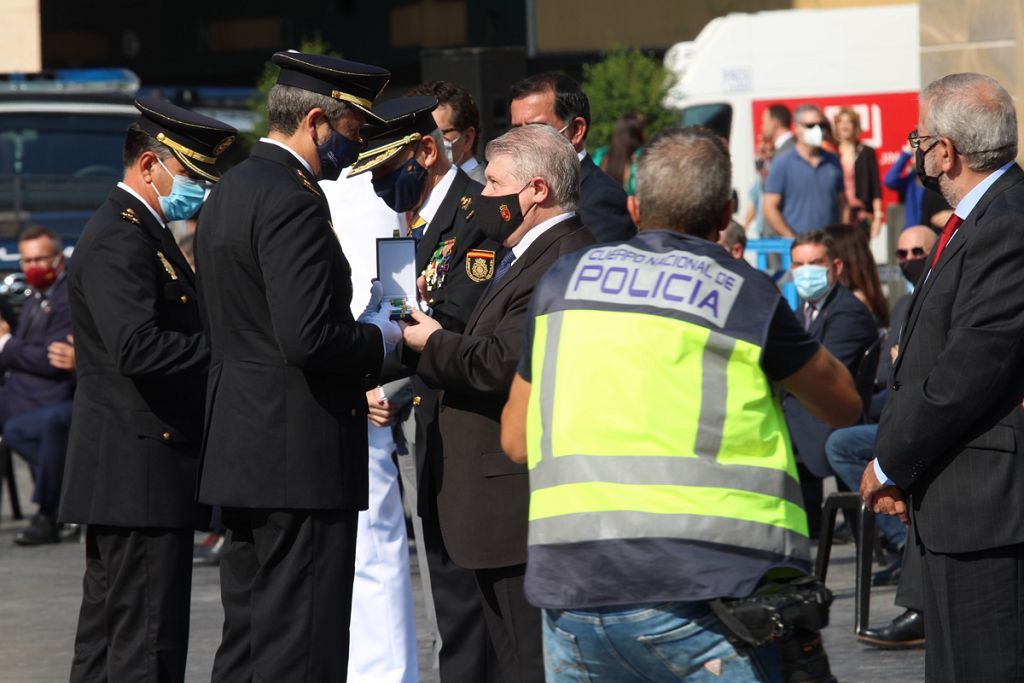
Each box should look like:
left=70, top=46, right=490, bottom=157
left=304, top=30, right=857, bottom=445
left=295, top=168, right=321, bottom=197
left=459, top=195, right=474, bottom=220
left=466, top=249, right=495, bottom=282
left=157, top=251, right=178, bottom=281
left=120, top=208, right=141, bottom=225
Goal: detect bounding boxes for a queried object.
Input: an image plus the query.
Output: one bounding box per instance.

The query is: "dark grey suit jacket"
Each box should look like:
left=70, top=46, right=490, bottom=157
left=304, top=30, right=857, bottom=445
left=783, top=285, right=877, bottom=477
left=414, top=215, right=595, bottom=569
left=578, top=155, right=635, bottom=243
left=877, top=164, right=1024, bottom=554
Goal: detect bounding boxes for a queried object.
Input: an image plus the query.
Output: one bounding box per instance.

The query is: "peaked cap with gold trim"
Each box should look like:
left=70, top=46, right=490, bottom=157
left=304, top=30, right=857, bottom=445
left=272, top=51, right=390, bottom=124
left=347, top=96, right=439, bottom=177
left=134, top=96, right=238, bottom=183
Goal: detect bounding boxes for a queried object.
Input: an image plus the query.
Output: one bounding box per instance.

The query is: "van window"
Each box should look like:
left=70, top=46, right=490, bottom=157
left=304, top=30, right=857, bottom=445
left=0, top=112, right=130, bottom=239
left=680, top=103, right=733, bottom=141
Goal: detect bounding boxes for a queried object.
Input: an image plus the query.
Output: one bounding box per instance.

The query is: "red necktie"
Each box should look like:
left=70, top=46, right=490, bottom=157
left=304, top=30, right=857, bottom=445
left=931, top=213, right=964, bottom=267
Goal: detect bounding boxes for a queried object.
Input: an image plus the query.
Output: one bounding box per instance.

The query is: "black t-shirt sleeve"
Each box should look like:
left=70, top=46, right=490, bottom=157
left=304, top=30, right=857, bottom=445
left=762, top=299, right=820, bottom=381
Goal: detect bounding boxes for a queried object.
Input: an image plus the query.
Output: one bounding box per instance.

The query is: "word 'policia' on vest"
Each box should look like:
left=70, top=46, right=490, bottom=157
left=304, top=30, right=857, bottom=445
left=567, top=245, right=742, bottom=326
left=522, top=230, right=810, bottom=609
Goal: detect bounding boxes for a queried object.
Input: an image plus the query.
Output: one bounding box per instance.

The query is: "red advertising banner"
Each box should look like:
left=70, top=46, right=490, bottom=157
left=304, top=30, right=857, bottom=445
left=753, top=92, right=919, bottom=211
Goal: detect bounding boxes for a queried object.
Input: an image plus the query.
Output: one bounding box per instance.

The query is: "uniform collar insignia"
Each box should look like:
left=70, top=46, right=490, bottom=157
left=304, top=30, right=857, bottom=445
left=157, top=251, right=179, bottom=281
left=295, top=168, right=321, bottom=197
left=120, top=207, right=141, bottom=225
left=459, top=195, right=472, bottom=210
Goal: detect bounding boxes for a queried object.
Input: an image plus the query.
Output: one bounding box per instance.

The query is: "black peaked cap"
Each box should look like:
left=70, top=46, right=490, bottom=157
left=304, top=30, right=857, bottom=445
left=134, top=96, right=238, bottom=182
left=272, top=51, right=390, bottom=123
left=347, top=96, right=439, bottom=177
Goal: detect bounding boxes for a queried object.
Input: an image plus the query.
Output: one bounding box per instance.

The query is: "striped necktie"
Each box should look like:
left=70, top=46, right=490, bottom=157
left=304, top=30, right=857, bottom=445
left=406, top=213, right=426, bottom=241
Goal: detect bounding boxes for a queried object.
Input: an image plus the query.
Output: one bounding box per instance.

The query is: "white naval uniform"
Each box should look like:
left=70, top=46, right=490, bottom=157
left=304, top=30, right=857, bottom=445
left=323, top=172, right=419, bottom=683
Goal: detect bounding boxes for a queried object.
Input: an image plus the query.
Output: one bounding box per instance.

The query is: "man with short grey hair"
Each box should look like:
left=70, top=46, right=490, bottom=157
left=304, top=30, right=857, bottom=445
left=862, top=72, right=1024, bottom=680
left=719, top=220, right=747, bottom=259
left=196, top=51, right=398, bottom=681
left=501, top=126, right=858, bottom=681
left=401, top=123, right=594, bottom=682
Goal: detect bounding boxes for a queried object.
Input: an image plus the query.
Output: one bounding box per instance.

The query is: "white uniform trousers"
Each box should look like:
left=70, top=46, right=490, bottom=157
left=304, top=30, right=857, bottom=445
left=347, top=424, right=419, bottom=682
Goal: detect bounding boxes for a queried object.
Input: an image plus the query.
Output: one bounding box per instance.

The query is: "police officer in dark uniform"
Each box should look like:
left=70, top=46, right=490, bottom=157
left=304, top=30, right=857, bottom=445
left=59, top=96, right=237, bottom=682
left=349, top=96, right=503, bottom=682
left=195, top=52, right=400, bottom=682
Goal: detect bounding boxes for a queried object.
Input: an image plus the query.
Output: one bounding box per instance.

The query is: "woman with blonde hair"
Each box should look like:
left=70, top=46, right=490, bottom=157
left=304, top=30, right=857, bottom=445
left=834, top=107, right=883, bottom=237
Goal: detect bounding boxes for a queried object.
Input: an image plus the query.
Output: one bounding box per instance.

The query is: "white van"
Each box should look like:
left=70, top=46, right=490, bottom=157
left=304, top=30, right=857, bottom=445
left=663, top=3, right=920, bottom=247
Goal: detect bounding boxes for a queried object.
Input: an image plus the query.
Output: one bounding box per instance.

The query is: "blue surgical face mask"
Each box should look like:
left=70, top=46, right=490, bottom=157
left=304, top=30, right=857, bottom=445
left=793, top=264, right=831, bottom=302
left=372, top=158, right=429, bottom=213
left=154, top=158, right=208, bottom=221
left=317, top=126, right=363, bottom=181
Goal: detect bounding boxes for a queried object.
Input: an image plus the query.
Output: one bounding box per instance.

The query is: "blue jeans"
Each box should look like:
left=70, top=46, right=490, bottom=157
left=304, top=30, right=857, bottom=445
left=542, top=602, right=781, bottom=682
left=824, top=424, right=907, bottom=549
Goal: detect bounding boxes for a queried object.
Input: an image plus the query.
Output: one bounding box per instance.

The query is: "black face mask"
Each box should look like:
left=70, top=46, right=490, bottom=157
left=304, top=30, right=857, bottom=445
left=899, top=257, right=928, bottom=285
left=474, top=192, right=525, bottom=243
left=915, top=139, right=944, bottom=193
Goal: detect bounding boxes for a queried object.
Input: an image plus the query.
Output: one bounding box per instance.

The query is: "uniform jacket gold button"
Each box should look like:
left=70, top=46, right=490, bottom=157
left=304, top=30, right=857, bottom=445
left=412, top=396, right=422, bottom=407
left=162, top=431, right=172, bottom=442
left=350, top=408, right=357, bottom=417
left=180, top=295, right=188, bottom=304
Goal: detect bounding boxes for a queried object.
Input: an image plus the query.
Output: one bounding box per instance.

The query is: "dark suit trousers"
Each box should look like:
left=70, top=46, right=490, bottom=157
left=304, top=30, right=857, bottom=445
left=475, top=563, right=544, bottom=683
left=6, top=400, right=73, bottom=516
left=213, top=507, right=357, bottom=683
left=921, top=541, right=1024, bottom=681
left=70, top=525, right=193, bottom=683
left=422, top=489, right=501, bottom=682
left=895, top=519, right=924, bottom=612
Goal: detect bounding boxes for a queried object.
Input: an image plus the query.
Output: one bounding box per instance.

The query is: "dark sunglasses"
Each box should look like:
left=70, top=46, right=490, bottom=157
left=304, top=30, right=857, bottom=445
left=799, top=121, right=824, bottom=129
left=895, top=247, right=928, bottom=260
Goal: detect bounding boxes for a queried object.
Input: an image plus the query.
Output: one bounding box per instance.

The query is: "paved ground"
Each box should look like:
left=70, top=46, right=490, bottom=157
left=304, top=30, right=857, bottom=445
left=0, top=456, right=924, bottom=682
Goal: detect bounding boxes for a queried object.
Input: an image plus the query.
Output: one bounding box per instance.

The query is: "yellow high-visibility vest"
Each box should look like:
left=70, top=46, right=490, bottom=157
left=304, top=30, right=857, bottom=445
left=522, top=230, right=810, bottom=609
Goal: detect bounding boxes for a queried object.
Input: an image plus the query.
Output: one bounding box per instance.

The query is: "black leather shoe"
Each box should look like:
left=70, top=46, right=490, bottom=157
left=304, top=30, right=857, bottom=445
left=857, top=609, right=925, bottom=649
left=14, top=514, right=59, bottom=546
left=58, top=523, right=82, bottom=543
left=872, top=555, right=903, bottom=586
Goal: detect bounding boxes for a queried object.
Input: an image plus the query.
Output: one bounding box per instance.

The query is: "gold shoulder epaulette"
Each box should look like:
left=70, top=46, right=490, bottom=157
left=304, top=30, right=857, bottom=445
left=121, top=208, right=141, bottom=225
left=295, top=168, right=321, bottom=197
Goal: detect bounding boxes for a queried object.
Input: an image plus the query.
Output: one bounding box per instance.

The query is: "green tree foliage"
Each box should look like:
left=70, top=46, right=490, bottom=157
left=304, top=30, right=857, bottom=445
left=245, top=33, right=336, bottom=145
left=582, top=48, right=676, bottom=154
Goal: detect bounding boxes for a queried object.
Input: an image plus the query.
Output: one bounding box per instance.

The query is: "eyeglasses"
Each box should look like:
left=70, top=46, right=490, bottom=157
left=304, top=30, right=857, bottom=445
left=799, top=121, right=824, bottom=129
left=895, top=247, right=928, bottom=261
left=907, top=131, right=935, bottom=150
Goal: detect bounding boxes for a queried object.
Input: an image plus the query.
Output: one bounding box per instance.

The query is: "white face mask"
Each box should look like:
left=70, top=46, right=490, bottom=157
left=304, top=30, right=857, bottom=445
left=442, top=133, right=461, bottom=165
left=801, top=123, right=824, bottom=148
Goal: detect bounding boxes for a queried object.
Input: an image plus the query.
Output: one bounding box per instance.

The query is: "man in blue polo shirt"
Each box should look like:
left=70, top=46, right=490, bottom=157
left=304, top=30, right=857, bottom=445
left=763, top=104, right=847, bottom=236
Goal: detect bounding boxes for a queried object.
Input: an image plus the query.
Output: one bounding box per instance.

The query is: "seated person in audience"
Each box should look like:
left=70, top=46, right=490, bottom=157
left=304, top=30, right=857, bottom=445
left=717, top=219, right=747, bottom=260
left=0, top=228, right=75, bottom=543
left=784, top=230, right=877, bottom=536
left=11, top=335, right=76, bottom=546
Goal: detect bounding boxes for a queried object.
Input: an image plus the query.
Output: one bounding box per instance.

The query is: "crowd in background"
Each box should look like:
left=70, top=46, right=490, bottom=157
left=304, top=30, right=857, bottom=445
left=1, top=61, right=973, bottom=681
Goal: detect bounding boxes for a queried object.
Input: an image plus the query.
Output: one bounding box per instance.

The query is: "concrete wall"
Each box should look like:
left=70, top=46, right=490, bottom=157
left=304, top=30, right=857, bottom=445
left=531, top=0, right=909, bottom=52
left=919, top=0, right=1023, bottom=159
left=0, top=0, right=40, bottom=71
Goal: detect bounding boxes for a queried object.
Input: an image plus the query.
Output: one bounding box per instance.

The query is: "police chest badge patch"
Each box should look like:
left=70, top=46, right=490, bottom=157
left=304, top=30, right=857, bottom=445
left=466, top=249, right=495, bottom=282
left=423, top=238, right=456, bottom=291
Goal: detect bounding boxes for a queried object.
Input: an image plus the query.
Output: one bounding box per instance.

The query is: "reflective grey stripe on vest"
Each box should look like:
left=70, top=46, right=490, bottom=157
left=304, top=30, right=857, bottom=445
left=529, top=453, right=803, bottom=509
left=536, top=312, right=739, bottom=463
left=528, top=509, right=810, bottom=562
